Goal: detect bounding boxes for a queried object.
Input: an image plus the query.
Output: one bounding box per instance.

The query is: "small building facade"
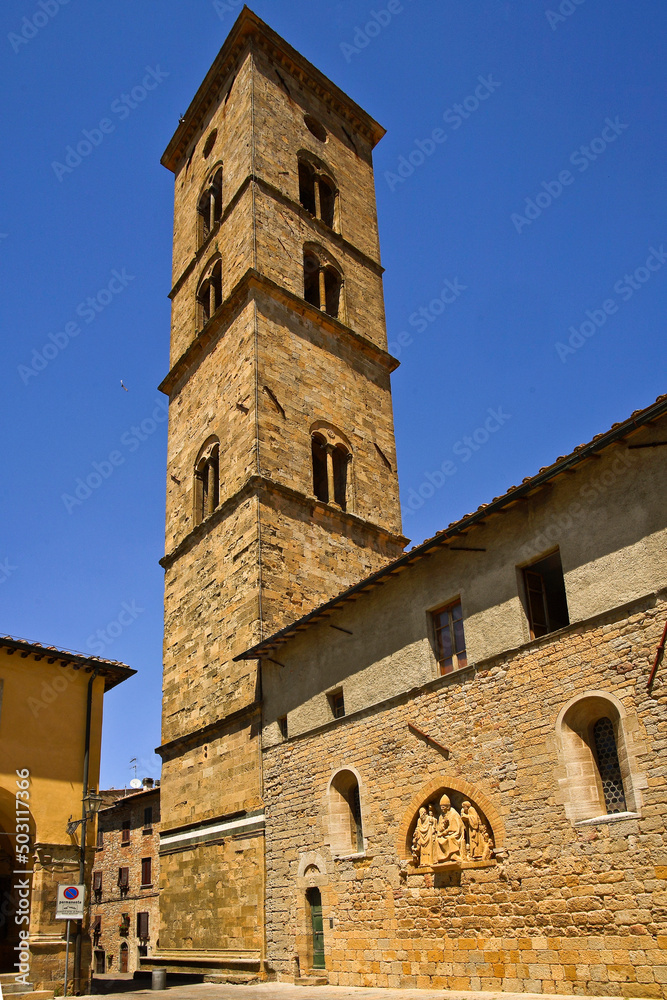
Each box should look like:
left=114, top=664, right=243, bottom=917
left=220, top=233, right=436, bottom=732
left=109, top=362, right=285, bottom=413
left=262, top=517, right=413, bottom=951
left=240, top=397, right=667, bottom=996
left=0, top=637, right=134, bottom=994
left=91, top=783, right=160, bottom=977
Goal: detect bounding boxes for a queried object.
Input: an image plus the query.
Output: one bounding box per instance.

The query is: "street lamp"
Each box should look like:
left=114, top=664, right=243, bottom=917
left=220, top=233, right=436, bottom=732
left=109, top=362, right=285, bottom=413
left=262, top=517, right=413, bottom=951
left=66, top=791, right=103, bottom=837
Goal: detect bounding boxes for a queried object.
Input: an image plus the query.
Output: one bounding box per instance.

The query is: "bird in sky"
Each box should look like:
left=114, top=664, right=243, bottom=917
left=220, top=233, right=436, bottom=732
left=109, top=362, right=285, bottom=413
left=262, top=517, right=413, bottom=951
left=120, top=380, right=128, bottom=391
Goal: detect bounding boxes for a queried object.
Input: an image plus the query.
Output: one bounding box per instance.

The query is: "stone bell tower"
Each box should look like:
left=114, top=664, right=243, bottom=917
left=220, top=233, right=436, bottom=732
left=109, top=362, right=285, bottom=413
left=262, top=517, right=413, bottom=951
left=154, top=7, right=405, bottom=976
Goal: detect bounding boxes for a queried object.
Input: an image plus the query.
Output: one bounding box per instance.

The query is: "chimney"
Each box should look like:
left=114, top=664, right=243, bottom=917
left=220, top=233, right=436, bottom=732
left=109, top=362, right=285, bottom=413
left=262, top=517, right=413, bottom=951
left=142, top=777, right=154, bottom=789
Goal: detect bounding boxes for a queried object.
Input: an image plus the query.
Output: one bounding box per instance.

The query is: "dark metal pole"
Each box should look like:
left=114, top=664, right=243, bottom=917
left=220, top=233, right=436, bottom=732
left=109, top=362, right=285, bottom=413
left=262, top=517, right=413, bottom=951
left=73, top=669, right=99, bottom=995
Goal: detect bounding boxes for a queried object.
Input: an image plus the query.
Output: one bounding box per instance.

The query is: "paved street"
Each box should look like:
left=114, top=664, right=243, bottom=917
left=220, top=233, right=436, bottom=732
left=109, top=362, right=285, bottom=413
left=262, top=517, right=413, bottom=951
left=77, top=981, right=639, bottom=1000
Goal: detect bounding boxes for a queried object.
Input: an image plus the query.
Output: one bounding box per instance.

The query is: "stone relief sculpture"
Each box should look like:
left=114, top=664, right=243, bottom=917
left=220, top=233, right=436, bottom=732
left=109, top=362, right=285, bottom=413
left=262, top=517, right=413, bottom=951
left=411, top=790, right=495, bottom=868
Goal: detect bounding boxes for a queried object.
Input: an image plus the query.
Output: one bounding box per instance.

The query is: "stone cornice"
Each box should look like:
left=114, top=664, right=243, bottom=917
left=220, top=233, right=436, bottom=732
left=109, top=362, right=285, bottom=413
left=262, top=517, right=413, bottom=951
left=159, top=267, right=398, bottom=398
left=161, top=7, right=385, bottom=174
left=168, top=173, right=384, bottom=302
left=160, top=473, right=407, bottom=572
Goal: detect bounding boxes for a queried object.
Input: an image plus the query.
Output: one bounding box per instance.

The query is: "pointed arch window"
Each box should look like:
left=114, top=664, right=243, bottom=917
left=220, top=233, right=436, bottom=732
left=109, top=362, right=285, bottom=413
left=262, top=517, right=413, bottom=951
left=197, top=166, right=222, bottom=247
left=311, top=432, right=350, bottom=511
left=197, top=260, right=222, bottom=327
left=303, top=249, right=342, bottom=319
left=194, top=440, right=220, bottom=525
left=298, top=158, right=338, bottom=231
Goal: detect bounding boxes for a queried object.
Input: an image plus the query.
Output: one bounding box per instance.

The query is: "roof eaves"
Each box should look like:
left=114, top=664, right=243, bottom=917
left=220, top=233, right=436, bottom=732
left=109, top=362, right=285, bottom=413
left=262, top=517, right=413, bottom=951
left=235, top=393, right=667, bottom=661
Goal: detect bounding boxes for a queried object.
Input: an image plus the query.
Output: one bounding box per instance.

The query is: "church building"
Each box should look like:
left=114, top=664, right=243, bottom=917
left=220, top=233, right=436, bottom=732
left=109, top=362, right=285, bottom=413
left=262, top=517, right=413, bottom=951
left=152, top=8, right=667, bottom=996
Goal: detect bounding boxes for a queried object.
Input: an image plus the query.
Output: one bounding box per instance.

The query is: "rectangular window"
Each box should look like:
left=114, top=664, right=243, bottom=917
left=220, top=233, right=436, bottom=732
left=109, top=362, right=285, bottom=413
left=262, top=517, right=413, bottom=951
left=328, top=689, right=345, bottom=719
left=96, top=826, right=104, bottom=850
left=117, top=867, right=129, bottom=889
left=137, top=912, right=149, bottom=941
left=121, top=820, right=130, bottom=844
left=93, top=871, right=102, bottom=898
left=141, top=857, right=152, bottom=886
left=278, top=716, right=288, bottom=740
left=92, top=915, right=101, bottom=936
left=522, top=549, right=569, bottom=639
left=432, top=600, right=467, bottom=674
left=143, top=806, right=153, bottom=832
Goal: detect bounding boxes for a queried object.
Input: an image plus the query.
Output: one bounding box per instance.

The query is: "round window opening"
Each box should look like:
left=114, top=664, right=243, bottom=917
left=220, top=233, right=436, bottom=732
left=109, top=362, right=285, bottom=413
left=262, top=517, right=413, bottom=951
left=304, top=115, right=327, bottom=142
left=203, top=129, right=218, bottom=158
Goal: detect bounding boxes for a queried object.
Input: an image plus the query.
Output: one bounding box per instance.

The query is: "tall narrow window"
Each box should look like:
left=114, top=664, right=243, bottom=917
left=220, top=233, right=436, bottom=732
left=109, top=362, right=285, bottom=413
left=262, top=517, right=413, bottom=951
left=302, top=249, right=342, bottom=319
left=432, top=600, right=467, bottom=675
left=194, top=441, right=220, bottom=525
left=197, top=166, right=223, bottom=247
left=117, top=867, right=129, bottom=893
left=121, top=821, right=130, bottom=845
left=96, top=827, right=104, bottom=850
left=137, top=912, right=149, bottom=942
left=197, top=260, right=222, bottom=327
left=328, top=770, right=364, bottom=856
left=312, top=433, right=350, bottom=510
left=93, top=871, right=102, bottom=900
left=141, top=857, right=152, bottom=886
left=298, top=158, right=338, bottom=231
left=592, top=717, right=627, bottom=814
left=522, top=549, right=569, bottom=639
left=328, top=689, right=345, bottom=719
left=143, top=807, right=153, bottom=832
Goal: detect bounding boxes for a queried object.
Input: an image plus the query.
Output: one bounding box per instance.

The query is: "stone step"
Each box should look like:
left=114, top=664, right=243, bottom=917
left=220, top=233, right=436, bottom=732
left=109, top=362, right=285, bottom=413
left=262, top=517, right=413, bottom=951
left=295, top=976, right=329, bottom=986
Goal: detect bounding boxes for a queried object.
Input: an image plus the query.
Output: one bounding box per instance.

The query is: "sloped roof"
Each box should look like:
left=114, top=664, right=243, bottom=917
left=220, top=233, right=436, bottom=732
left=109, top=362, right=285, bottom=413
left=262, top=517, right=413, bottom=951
left=235, top=393, right=667, bottom=661
left=0, top=634, right=135, bottom=691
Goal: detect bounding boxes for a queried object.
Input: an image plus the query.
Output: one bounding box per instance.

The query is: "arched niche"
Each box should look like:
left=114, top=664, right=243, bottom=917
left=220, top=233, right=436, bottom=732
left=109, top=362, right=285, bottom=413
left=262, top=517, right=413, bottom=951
left=397, top=775, right=504, bottom=871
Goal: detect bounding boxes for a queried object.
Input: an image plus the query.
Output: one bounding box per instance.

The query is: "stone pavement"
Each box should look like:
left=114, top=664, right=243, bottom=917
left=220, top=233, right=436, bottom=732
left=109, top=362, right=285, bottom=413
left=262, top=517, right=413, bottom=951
left=76, top=981, right=641, bottom=1000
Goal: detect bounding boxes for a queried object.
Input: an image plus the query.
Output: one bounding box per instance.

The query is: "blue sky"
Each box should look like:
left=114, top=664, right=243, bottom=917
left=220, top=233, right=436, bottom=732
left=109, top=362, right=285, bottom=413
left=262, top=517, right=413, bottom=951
left=1, top=1, right=665, bottom=788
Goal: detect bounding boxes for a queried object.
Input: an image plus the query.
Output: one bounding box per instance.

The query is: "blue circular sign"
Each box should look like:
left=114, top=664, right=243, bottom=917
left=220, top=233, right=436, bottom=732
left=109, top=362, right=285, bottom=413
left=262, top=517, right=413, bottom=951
left=63, top=886, right=79, bottom=900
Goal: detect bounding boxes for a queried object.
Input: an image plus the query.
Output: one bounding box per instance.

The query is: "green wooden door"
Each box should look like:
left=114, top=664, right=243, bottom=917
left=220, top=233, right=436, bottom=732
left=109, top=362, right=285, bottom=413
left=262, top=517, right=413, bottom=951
left=307, top=888, right=325, bottom=969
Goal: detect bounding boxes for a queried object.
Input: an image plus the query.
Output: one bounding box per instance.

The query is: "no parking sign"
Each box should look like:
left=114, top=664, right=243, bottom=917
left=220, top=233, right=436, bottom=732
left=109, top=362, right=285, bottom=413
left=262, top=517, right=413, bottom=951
left=56, top=884, right=85, bottom=920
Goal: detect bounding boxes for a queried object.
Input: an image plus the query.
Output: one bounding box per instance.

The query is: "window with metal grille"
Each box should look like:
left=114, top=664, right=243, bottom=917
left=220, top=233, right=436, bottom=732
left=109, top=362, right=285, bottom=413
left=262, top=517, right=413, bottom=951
left=121, top=821, right=130, bottom=845
left=592, top=716, right=627, bottom=814
left=141, top=857, right=152, bottom=886
left=432, top=600, right=467, bottom=675
left=522, top=549, right=569, bottom=639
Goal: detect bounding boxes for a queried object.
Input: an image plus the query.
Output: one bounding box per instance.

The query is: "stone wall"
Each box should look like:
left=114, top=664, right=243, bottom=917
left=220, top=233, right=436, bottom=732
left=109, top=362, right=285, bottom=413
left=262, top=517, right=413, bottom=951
left=263, top=595, right=667, bottom=996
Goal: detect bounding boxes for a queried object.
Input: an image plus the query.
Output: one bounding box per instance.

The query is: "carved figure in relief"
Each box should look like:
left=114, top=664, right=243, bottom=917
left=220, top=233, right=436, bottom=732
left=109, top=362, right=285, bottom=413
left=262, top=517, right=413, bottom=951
left=411, top=806, right=434, bottom=866
left=434, top=794, right=466, bottom=863
left=461, top=800, right=485, bottom=860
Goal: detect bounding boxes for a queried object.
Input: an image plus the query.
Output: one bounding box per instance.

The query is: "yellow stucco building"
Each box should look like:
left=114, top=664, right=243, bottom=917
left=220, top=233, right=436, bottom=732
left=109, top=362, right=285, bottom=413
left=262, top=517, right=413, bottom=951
left=0, top=635, right=134, bottom=995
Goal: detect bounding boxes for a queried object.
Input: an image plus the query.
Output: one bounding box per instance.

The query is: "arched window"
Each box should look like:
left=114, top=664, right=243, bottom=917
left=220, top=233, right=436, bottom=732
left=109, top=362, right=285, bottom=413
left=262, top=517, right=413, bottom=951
left=311, top=431, right=350, bottom=510
left=302, top=248, right=342, bottom=319
left=328, top=769, right=364, bottom=855
left=196, top=260, right=222, bottom=327
left=298, top=157, right=338, bottom=230
left=197, top=166, right=223, bottom=247
left=194, top=440, right=219, bottom=525
left=556, top=692, right=645, bottom=824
